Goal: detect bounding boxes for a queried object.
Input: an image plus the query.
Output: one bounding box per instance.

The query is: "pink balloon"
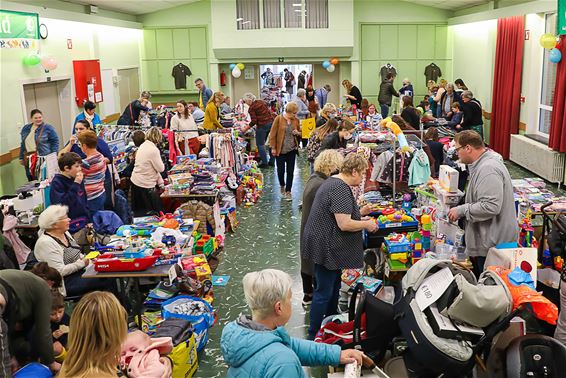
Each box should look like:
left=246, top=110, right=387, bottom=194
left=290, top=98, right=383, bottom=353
left=41, top=56, right=58, bottom=71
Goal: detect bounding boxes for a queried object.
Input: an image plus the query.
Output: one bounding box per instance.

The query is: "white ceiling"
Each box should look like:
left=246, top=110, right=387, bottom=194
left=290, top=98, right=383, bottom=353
left=62, top=0, right=201, bottom=15
left=399, top=0, right=491, bottom=10
left=62, top=0, right=491, bottom=16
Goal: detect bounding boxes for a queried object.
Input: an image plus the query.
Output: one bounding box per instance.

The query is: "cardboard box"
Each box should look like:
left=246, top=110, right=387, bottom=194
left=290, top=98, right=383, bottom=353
left=439, top=165, right=459, bottom=193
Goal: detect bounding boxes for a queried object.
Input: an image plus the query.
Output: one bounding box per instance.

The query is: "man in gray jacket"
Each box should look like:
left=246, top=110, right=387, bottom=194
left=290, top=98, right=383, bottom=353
left=448, top=130, right=518, bottom=275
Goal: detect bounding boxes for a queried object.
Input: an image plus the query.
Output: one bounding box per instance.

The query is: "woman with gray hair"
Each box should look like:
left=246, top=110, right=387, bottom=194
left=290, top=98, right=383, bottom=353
left=221, top=269, right=363, bottom=376
left=302, top=153, right=378, bottom=339
left=34, top=204, right=112, bottom=296
left=460, top=90, right=484, bottom=138
left=300, top=150, right=344, bottom=304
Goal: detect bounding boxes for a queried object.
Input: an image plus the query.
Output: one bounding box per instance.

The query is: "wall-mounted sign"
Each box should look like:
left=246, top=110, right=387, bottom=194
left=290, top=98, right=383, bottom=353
left=0, top=10, right=39, bottom=49
left=559, top=0, right=566, bottom=35
left=244, top=66, right=255, bottom=80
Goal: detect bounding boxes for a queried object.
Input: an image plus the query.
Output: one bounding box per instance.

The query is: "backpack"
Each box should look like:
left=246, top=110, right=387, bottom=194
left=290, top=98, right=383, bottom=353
left=113, top=189, right=133, bottom=225
left=93, top=211, right=124, bottom=235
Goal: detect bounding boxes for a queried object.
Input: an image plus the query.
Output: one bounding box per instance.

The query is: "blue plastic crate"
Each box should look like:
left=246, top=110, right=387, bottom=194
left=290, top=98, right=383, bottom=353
left=384, top=239, right=410, bottom=253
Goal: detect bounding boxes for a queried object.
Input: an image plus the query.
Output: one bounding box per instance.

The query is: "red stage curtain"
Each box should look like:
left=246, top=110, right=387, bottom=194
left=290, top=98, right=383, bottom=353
left=490, top=16, right=525, bottom=159
left=549, top=36, right=566, bottom=152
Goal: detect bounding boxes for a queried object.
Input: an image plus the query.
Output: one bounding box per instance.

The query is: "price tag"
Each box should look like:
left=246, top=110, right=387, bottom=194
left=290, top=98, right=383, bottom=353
left=168, top=264, right=178, bottom=285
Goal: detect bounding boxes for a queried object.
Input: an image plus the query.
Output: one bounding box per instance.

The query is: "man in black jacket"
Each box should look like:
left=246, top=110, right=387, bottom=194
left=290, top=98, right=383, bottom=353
left=460, top=90, right=484, bottom=138
left=378, top=73, right=399, bottom=118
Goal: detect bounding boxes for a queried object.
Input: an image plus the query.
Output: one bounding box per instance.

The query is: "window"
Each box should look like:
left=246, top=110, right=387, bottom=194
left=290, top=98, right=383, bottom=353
left=306, top=0, right=328, bottom=29
left=236, top=0, right=260, bottom=30
left=263, top=0, right=281, bottom=28
left=538, top=13, right=557, bottom=135
left=284, top=0, right=303, bottom=28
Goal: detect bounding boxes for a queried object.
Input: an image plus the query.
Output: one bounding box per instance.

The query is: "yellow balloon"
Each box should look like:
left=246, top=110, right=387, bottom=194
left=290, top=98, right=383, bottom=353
left=540, top=33, right=557, bottom=49
left=237, top=63, right=245, bottom=70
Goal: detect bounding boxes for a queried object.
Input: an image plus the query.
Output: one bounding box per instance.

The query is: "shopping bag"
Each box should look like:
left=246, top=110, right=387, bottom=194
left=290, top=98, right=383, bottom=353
left=301, top=118, right=316, bottom=139
left=169, top=334, right=199, bottom=378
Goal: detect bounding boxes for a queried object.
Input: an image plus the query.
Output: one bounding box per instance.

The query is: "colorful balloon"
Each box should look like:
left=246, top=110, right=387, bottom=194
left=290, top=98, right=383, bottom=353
left=41, top=56, right=58, bottom=71
left=229, top=63, right=236, bottom=70
left=322, top=60, right=330, bottom=69
left=237, top=63, right=245, bottom=70
left=23, top=53, right=41, bottom=66
left=540, top=33, right=557, bottom=49
left=232, top=66, right=241, bottom=78
left=330, top=58, right=339, bottom=65
left=549, top=48, right=562, bottom=63
left=326, top=64, right=335, bottom=72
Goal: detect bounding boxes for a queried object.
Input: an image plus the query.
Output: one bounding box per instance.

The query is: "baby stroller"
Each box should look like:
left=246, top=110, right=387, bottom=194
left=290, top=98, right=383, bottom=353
left=537, top=202, right=565, bottom=310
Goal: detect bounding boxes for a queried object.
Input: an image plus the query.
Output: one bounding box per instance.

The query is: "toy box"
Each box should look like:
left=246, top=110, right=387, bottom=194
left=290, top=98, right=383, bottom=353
left=433, top=184, right=464, bottom=206
left=384, top=234, right=410, bottom=253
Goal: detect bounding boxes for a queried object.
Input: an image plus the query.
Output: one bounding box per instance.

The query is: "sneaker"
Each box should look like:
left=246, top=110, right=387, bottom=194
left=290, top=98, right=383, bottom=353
left=285, top=192, right=292, bottom=201
left=302, top=294, right=313, bottom=305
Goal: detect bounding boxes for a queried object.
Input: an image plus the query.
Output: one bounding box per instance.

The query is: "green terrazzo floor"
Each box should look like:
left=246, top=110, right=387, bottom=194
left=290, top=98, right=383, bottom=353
left=195, top=154, right=327, bottom=377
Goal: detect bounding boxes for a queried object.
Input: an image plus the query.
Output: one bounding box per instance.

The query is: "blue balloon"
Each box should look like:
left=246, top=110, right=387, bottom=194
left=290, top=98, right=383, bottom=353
left=549, top=48, right=562, bottom=63
left=229, top=63, right=236, bottom=70
left=322, top=61, right=330, bottom=69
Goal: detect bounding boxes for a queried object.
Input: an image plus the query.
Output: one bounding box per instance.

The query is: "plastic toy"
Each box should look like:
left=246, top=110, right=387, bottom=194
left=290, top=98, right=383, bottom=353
left=380, top=117, right=409, bottom=151
left=401, top=193, right=413, bottom=213
left=94, top=254, right=158, bottom=272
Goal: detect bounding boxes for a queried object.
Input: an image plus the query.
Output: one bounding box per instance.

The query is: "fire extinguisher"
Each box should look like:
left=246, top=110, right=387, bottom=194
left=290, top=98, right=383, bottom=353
left=220, top=70, right=226, bottom=86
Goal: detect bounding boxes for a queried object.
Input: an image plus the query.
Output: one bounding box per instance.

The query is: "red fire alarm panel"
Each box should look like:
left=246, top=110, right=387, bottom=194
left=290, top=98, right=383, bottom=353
left=73, top=59, right=103, bottom=107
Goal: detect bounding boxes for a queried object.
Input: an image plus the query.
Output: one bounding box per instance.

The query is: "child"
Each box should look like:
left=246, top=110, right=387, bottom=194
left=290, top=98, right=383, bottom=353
left=78, top=130, right=108, bottom=212
left=51, top=291, right=70, bottom=363
left=50, top=152, right=90, bottom=234
left=447, top=102, right=463, bottom=130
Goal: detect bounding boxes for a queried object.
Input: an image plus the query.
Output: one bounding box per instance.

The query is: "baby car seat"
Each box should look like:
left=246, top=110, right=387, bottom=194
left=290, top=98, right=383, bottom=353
left=506, top=334, right=566, bottom=378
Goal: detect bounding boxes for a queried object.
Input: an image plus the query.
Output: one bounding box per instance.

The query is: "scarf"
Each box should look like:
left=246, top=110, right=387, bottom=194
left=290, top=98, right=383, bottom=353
left=83, top=110, right=95, bottom=127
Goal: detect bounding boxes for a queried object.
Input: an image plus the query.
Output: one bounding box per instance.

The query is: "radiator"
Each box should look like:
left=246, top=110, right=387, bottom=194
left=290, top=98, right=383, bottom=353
left=509, top=135, right=566, bottom=184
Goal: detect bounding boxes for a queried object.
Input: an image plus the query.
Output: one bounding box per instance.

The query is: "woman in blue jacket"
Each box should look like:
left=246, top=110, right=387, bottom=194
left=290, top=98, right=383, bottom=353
left=73, top=101, right=101, bottom=133
left=20, top=109, right=60, bottom=181
left=221, top=269, right=363, bottom=377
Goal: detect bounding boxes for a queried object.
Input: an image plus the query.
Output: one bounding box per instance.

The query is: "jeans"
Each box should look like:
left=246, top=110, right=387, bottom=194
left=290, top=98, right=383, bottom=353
left=87, top=192, right=106, bottom=213
left=256, top=123, right=272, bottom=165
left=275, top=150, right=297, bottom=192
left=308, top=264, right=341, bottom=339
left=471, top=256, right=486, bottom=279
left=380, top=103, right=390, bottom=118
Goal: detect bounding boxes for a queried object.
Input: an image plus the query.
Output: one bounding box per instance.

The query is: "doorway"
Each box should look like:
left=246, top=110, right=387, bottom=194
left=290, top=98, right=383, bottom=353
left=117, top=68, right=140, bottom=112
left=259, top=64, right=313, bottom=95
left=23, top=80, right=71, bottom=144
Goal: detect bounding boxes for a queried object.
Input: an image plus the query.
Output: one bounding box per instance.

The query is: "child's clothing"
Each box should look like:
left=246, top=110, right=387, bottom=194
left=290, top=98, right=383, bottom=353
left=51, top=313, right=70, bottom=348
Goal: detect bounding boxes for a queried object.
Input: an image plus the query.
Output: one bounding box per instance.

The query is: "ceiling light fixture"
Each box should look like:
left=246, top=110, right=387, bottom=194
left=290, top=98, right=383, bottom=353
left=242, top=21, right=251, bottom=24
left=292, top=3, right=302, bottom=6
left=236, top=18, right=244, bottom=21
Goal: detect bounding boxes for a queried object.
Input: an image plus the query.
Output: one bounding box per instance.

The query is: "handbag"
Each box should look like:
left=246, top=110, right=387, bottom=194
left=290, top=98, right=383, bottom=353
left=24, top=124, right=45, bottom=168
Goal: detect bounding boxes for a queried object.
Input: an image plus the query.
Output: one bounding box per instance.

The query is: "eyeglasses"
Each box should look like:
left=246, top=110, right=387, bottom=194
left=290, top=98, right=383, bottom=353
left=454, top=145, right=466, bottom=152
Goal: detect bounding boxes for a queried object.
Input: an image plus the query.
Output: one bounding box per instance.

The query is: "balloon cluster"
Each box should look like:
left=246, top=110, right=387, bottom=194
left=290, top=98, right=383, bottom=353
left=229, top=63, right=245, bottom=78
left=539, top=33, right=561, bottom=64
left=322, top=58, right=339, bottom=72
left=22, top=53, right=58, bottom=71
left=380, top=117, right=409, bottom=151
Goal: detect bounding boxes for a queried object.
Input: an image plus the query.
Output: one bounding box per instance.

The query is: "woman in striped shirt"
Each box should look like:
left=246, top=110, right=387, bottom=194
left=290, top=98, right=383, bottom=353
left=78, top=130, right=107, bottom=213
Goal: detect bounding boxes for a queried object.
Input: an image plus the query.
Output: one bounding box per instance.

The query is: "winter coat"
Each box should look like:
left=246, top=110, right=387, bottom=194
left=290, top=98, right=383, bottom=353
left=221, top=316, right=341, bottom=377
left=378, top=80, right=399, bottom=106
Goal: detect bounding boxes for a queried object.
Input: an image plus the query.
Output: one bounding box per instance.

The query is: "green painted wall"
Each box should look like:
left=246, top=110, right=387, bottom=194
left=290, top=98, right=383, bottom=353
left=0, top=1, right=142, bottom=195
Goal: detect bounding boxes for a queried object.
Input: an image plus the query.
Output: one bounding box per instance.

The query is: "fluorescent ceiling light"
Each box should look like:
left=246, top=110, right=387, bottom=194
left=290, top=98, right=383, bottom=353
left=236, top=18, right=244, bottom=21
left=293, top=3, right=302, bottom=6
left=242, top=21, right=251, bottom=24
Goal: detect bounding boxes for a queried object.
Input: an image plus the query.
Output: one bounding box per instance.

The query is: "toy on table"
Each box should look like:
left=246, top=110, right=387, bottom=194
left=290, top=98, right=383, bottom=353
left=377, top=210, right=416, bottom=227
left=421, top=213, right=432, bottom=251
left=384, top=233, right=410, bottom=264
left=401, top=193, right=413, bottom=213
left=408, top=231, right=424, bottom=263
left=94, top=253, right=158, bottom=272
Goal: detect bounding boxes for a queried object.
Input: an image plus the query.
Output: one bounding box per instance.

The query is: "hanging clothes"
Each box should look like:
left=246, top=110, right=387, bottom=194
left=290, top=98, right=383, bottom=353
left=408, top=148, right=431, bottom=186
left=380, top=64, right=397, bottom=81
left=424, top=63, right=442, bottom=85
left=171, top=63, right=192, bottom=89
left=2, top=213, right=31, bottom=265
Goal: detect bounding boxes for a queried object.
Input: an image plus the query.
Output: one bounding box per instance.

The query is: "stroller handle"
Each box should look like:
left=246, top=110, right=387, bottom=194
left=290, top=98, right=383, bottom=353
left=540, top=201, right=553, bottom=217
